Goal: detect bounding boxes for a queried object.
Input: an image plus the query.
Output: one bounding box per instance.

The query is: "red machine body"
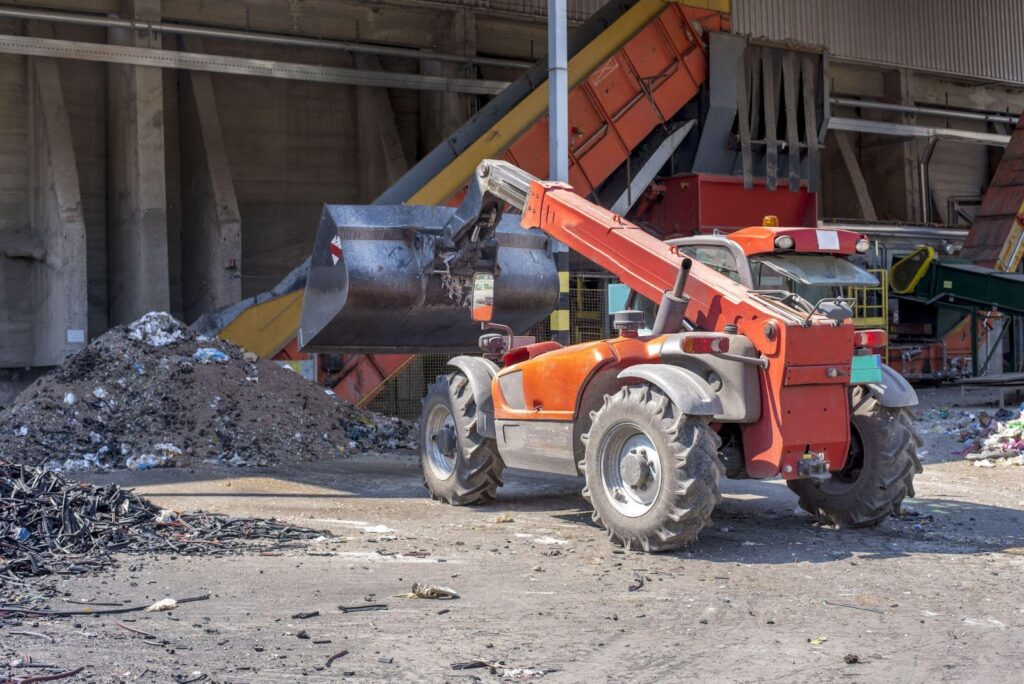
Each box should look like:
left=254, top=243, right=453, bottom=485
left=633, top=173, right=818, bottom=239
left=489, top=179, right=858, bottom=479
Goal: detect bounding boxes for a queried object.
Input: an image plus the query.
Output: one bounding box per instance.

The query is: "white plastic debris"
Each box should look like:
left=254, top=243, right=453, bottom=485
left=973, top=459, right=997, bottom=468
left=144, top=598, right=178, bottom=612
left=155, top=509, right=179, bottom=523
left=125, top=454, right=162, bottom=470
left=48, top=452, right=102, bottom=473
left=128, top=312, right=187, bottom=347
left=498, top=665, right=555, bottom=681
left=93, top=387, right=109, bottom=400
left=193, top=347, right=230, bottom=364
left=63, top=392, right=77, bottom=405
left=514, top=533, right=567, bottom=545
left=126, top=443, right=182, bottom=470
left=14, top=426, right=28, bottom=437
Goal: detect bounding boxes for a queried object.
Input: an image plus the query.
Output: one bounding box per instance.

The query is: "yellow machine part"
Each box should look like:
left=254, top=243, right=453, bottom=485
left=218, top=0, right=729, bottom=357
left=994, top=214, right=1024, bottom=273
left=889, top=246, right=936, bottom=295
left=219, top=290, right=304, bottom=359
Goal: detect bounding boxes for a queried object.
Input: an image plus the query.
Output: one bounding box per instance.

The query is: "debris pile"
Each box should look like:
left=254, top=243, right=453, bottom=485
left=0, top=462, right=329, bottom=595
left=916, top=406, right=1024, bottom=467
left=0, top=312, right=415, bottom=471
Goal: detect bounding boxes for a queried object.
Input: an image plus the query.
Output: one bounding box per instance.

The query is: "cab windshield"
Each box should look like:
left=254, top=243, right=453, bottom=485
left=750, top=253, right=878, bottom=304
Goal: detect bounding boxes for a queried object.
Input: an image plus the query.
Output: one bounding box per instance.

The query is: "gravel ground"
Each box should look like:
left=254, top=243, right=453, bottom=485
left=2, top=386, right=1022, bottom=683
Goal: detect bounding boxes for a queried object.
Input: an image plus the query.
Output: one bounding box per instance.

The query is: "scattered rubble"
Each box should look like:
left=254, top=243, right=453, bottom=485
left=396, top=583, right=460, bottom=600
left=0, top=312, right=415, bottom=471
left=915, top=405, right=1024, bottom=466
left=0, top=462, right=328, bottom=597
left=452, top=660, right=557, bottom=681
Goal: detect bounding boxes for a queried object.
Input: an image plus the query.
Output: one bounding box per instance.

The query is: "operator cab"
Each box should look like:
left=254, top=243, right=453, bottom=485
left=667, top=220, right=878, bottom=316
left=615, top=220, right=878, bottom=330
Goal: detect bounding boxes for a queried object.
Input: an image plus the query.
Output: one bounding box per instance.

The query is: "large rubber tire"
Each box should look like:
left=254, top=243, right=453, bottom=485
left=581, top=384, right=723, bottom=552
left=419, top=372, right=504, bottom=505
left=788, top=386, right=923, bottom=527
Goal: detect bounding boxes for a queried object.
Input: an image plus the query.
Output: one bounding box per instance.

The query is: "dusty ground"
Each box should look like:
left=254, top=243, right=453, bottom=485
left=3, top=386, right=1023, bottom=683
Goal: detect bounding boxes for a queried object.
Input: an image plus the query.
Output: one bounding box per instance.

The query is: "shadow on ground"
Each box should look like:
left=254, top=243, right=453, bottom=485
left=82, top=448, right=1024, bottom=568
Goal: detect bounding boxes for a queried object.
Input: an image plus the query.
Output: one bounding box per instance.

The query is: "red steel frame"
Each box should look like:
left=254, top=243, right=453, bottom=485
left=635, top=173, right=818, bottom=238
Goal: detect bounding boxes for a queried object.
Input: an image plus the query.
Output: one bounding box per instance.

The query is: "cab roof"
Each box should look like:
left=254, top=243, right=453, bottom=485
left=727, top=226, right=867, bottom=257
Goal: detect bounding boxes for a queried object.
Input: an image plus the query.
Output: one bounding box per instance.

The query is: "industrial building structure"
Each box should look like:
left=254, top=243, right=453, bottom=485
left=3, top=0, right=1024, bottom=407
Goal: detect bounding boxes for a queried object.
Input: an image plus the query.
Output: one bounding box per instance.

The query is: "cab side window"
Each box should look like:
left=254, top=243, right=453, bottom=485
left=751, top=260, right=786, bottom=290
left=677, top=245, right=742, bottom=284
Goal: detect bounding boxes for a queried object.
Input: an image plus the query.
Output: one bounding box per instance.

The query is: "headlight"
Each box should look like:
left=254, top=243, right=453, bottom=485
left=855, top=238, right=870, bottom=253
left=774, top=235, right=795, bottom=250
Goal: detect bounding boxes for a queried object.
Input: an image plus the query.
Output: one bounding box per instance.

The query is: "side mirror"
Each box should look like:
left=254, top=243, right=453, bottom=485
left=471, top=273, right=495, bottom=322
left=818, top=300, right=854, bottom=323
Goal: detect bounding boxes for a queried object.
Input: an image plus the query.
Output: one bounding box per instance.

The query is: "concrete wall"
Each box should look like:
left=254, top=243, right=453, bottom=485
left=206, top=51, right=361, bottom=297
left=821, top=62, right=1024, bottom=223
left=0, top=0, right=545, bottom=367
left=2, top=0, right=1024, bottom=371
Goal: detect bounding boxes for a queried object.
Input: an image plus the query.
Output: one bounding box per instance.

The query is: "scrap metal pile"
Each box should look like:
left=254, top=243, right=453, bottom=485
left=0, top=313, right=415, bottom=472
left=0, top=462, right=328, bottom=598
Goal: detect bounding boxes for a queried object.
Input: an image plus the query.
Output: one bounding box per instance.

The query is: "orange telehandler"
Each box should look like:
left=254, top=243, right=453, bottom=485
left=299, top=160, right=922, bottom=552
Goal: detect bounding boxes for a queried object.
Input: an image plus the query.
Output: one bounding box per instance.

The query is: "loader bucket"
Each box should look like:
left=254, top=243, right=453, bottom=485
left=298, top=204, right=558, bottom=353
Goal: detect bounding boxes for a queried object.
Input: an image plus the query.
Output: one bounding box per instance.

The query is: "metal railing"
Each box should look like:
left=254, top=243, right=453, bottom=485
left=846, top=268, right=889, bottom=363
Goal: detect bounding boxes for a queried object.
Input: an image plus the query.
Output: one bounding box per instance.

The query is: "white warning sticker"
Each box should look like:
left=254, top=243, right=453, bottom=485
left=330, top=236, right=343, bottom=266
left=815, top=230, right=840, bottom=251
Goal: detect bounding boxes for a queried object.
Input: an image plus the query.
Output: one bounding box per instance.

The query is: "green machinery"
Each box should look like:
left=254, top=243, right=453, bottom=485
left=891, top=246, right=1024, bottom=375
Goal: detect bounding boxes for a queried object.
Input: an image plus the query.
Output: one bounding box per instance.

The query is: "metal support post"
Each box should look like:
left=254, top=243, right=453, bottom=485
left=971, top=308, right=979, bottom=377
left=918, top=137, right=938, bottom=224
left=547, top=0, right=570, bottom=344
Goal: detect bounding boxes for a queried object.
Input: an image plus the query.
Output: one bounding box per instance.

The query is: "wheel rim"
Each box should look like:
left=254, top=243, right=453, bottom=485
left=819, top=421, right=865, bottom=495
left=599, top=423, right=662, bottom=518
left=425, top=403, right=457, bottom=480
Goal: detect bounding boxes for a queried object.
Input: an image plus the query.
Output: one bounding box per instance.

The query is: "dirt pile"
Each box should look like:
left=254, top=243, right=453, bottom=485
left=0, top=313, right=415, bottom=471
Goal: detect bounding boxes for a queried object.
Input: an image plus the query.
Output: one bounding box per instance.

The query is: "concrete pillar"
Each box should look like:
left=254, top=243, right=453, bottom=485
left=834, top=131, right=878, bottom=221
left=107, top=0, right=169, bottom=325
left=28, top=24, right=88, bottom=364
left=0, top=50, right=33, bottom=367
left=891, top=69, right=923, bottom=223
left=859, top=68, right=920, bottom=222
left=180, top=36, right=241, bottom=323
left=354, top=54, right=409, bottom=201
left=419, top=8, right=476, bottom=154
